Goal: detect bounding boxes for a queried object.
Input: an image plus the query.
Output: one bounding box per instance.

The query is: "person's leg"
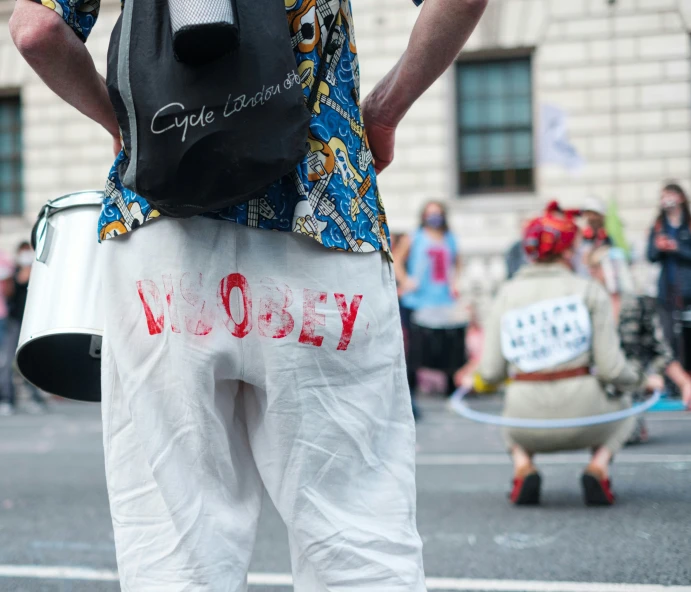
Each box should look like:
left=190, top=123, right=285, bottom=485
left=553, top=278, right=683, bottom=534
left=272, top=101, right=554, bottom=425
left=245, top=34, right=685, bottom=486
left=658, top=304, right=678, bottom=358
left=587, top=446, right=613, bottom=477
left=400, top=306, right=420, bottom=393
left=444, top=325, right=466, bottom=396
left=505, top=432, right=540, bottom=505
left=511, top=445, right=534, bottom=474
left=582, top=445, right=616, bottom=506
left=26, top=381, right=44, bottom=405
left=405, top=316, right=424, bottom=419
left=236, top=228, right=425, bottom=591
left=100, top=220, right=265, bottom=591
left=580, top=402, right=635, bottom=506
left=626, top=416, right=649, bottom=445
left=394, top=299, right=421, bottom=417
left=4, top=318, right=43, bottom=412
left=585, top=407, right=635, bottom=476
left=0, top=318, right=16, bottom=411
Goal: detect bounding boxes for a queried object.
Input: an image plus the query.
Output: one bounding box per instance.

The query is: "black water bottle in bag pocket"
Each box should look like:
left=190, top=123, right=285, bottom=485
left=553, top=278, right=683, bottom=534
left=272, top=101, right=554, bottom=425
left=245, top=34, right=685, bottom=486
left=106, top=0, right=314, bottom=217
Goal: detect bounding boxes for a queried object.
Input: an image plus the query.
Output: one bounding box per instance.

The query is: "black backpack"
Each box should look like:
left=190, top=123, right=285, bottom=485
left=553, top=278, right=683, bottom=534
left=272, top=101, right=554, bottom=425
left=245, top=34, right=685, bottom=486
left=106, top=0, right=315, bottom=217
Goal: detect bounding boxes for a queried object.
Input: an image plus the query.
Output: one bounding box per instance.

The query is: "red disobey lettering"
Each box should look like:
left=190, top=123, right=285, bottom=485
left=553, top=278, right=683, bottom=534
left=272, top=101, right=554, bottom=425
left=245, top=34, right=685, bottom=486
left=217, top=273, right=253, bottom=338
left=334, top=294, right=363, bottom=351
left=162, top=275, right=181, bottom=334
left=258, top=278, right=295, bottom=339
left=299, top=289, right=327, bottom=347
left=181, top=272, right=214, bottom=336
left=136, top=280, right=165, bottom=335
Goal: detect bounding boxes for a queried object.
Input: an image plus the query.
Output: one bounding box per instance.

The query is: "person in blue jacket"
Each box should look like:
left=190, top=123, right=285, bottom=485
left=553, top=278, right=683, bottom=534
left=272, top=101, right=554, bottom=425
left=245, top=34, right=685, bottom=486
left=647, top=182, right=691, bottom=361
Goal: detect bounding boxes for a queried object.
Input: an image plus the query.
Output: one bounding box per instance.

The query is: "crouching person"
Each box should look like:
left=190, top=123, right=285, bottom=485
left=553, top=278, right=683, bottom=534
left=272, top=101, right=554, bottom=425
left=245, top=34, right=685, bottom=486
left=478, top=202, right=660, bottom=506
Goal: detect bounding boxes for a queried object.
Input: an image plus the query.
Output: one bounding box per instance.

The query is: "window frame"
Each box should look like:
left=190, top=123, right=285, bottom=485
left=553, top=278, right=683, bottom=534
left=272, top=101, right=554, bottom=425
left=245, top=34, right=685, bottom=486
left=455, top=49, right=535, bottom=196
left=0, top=91, right=23, bottom=217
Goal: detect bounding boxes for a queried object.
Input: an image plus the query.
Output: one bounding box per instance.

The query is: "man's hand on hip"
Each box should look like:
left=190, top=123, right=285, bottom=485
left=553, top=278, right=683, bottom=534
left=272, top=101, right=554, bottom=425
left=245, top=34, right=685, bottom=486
left=362, top=99, right=397, bottom=175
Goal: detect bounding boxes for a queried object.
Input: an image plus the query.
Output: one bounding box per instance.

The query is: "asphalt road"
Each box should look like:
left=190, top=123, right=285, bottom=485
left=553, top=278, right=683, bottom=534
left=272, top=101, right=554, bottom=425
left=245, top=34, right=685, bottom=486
left=0, top=395, right=690, bottom=592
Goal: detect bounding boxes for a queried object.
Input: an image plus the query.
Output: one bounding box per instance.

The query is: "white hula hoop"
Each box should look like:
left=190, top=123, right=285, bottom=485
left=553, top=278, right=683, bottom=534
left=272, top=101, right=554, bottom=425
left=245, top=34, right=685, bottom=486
left=449, top=386, right=663, bottom=429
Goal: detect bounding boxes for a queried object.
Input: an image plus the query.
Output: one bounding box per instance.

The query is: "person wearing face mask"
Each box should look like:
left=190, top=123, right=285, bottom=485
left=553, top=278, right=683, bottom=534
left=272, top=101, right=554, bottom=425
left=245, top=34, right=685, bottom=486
left=647, top=183, right=691, bottom=363
left=3, top=242, right=45, bottom=414
left=9, top=242, right=34, bottom=322
left=581, top=197, right=612, bottom=251
left=477, top=201, right=655, bottom=506
left=572, top=196, right=614, bottom=278
left=394, top=201, right=462, bottom=402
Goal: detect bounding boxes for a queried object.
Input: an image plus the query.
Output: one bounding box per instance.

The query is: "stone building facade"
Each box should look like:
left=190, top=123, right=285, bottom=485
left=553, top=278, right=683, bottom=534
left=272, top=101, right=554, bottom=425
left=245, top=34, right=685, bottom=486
left=0, top=0, right=689, bottom=298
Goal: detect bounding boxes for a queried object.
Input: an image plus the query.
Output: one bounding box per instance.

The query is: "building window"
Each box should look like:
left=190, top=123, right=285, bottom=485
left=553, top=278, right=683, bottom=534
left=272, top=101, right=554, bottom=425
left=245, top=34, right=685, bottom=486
left=456, top=56, right=533, bottom=194
left=0, top=96, right=23, bottom=216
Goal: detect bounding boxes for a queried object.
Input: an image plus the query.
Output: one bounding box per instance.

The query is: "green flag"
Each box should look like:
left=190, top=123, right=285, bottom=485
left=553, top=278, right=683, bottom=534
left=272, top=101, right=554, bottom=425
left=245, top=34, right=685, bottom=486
left=605, top=198, right=630, bottom=257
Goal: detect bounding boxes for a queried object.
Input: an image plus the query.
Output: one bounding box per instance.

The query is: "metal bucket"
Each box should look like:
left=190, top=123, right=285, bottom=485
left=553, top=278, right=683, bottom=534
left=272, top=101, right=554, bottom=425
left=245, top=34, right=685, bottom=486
left=16, top=191, right=104, bottom=402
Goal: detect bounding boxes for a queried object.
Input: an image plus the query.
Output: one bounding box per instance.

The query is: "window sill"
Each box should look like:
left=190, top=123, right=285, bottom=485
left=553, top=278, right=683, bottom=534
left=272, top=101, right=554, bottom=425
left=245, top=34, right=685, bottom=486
left=450, top=192, right=541, bottom=213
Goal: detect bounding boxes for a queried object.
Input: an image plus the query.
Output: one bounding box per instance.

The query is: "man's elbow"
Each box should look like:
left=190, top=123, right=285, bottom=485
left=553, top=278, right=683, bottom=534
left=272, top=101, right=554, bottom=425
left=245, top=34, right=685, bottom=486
left=10, top=3, right=66, bottom=60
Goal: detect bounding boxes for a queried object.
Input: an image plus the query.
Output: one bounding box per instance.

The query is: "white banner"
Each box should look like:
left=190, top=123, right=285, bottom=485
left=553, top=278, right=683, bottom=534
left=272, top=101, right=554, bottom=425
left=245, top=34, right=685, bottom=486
left=501, top=295, right=592, bottom=373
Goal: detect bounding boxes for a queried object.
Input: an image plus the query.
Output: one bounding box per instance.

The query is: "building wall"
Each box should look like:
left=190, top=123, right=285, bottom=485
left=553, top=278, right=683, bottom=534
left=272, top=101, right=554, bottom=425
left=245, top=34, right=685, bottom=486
left=0, top=0, right=689, bottom=297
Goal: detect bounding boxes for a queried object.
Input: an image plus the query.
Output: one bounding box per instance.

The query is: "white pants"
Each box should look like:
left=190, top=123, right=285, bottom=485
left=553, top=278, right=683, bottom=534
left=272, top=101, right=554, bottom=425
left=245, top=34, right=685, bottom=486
left=100, top=218, right=425, bottom=592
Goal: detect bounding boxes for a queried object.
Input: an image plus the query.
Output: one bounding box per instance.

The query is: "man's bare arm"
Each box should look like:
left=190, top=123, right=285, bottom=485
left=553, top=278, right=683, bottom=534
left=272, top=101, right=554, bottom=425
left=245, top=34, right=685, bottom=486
left=10, top=0, right=120, bottom=141
left=363, top=0, right=487, bottom=172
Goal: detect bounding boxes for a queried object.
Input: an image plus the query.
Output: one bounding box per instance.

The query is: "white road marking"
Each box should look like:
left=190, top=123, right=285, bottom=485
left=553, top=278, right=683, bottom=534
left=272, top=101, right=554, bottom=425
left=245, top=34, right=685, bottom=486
left=493, top=533, right=557, bottom=550
left=0, top=565, right=118, bottom=581
left=416, top=453, right=691, bottom=466
left=1, top=566, right=690, bottom=591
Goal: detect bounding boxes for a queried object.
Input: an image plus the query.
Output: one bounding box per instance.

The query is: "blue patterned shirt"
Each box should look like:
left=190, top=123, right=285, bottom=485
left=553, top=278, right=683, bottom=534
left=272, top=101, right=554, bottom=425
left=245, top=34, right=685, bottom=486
left=34, top=0, right=424, bottom=254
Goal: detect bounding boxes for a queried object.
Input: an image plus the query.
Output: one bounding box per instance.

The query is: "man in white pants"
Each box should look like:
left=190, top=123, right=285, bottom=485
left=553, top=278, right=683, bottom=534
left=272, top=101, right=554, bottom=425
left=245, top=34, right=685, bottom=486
left=11, top=0, right=487, bottom=589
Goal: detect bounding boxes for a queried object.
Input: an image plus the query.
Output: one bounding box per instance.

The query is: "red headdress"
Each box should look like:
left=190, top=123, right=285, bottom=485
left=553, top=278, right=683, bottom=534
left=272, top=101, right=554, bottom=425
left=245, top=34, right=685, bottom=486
left=523, top=201, right=580, bottom=262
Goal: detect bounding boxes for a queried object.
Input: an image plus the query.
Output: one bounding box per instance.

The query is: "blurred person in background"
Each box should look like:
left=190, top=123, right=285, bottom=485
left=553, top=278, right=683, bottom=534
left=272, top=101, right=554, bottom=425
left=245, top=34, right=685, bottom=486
left=647, top=183, right=691, bottom=361
left=588, top=246, right=691, bottom=444
left=394, top=200, right=461, bottom=399
left=478, top=201, right=659, bottom=506
left=572, top=196, right=612, bottom=278
left=581, top=197, right=612, bottom=252
left=7, top=242, right=45, bottom=413
left=0, top=250, right=18, bottom=416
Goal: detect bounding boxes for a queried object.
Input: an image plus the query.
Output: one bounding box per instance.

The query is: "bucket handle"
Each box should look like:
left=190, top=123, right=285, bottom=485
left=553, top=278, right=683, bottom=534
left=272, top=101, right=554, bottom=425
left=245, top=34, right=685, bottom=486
left=30, top=191, right=104, bottom=263
left=31, top=204, right=54, bottom=264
